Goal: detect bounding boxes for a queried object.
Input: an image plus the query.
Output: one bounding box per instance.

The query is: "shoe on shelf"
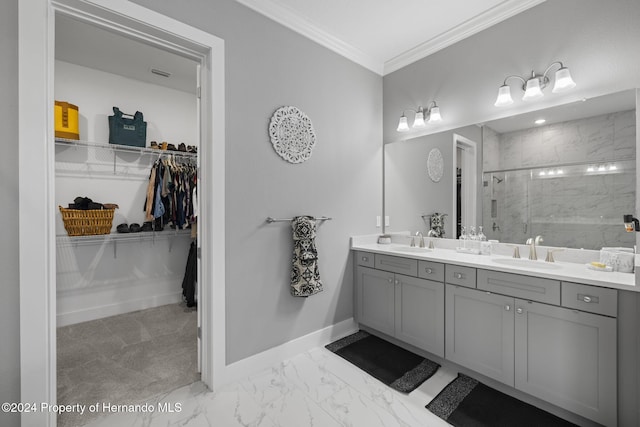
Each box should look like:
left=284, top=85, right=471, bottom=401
left=161, top=141, right=168, bottom=150
left=116, top=223, right=130, bottom=233
left=167, top=143, right=177, bottom=151
left=178, top=143, right=187, bottom=152
left=150, top=141, right=159, bottom=149
left=129, top=223, right=141, bottom=233
left=141, top=221, right=153, bottom=232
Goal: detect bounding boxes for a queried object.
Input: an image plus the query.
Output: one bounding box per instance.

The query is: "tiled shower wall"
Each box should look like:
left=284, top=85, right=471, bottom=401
left=482, top=110, right=636, bottom=250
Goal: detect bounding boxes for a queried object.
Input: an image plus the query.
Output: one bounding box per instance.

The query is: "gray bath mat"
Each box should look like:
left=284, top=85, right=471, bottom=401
left=326, top=331, right=440, bottom=393
left=426, top=373, right=578, bottom=426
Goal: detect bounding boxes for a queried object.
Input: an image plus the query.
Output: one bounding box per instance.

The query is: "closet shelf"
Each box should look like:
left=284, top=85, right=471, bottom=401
left=55, top=138, right=197, bottom=159
left=56, top=229, right=192, bottom=247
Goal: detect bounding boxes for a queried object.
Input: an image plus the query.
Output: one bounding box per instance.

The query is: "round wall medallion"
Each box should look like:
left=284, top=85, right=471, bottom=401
left=269, top=106, right=316, bottom=164
left=427, top=148, right=444, bottom=182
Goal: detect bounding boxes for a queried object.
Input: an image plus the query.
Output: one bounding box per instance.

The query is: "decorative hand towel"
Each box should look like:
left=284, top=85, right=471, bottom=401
left=290, top=216, right=323, bottom=297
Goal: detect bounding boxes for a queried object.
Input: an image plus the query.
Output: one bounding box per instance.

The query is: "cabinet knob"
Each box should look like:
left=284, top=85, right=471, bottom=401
left=362, top=256, right=369, bottom=262
left=516, top=307, right=523, bottom=314
left=425, top=268, right=433, bottom=274
left=582, top=296, right=592, bottom=303
left=455, top=272, right=463, bottom=279
left=394, top=279, right=399, bottom=285
left=504, top=305, right=511, bottom=311
left=388, top=278, right=393, bottom=283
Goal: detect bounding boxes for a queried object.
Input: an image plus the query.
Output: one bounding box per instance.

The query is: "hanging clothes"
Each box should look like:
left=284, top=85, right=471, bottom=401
left=144, top=156, right=197, bottom=230
left=182, top=241, right=197, bottom=307
left=290, top=216, right=323, bottom=297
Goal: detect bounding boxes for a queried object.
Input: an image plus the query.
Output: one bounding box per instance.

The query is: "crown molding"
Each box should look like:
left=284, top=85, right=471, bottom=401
left=235, top=0, right=546, bottom=76
left=234, top=0, right=384, bottom=75
left=383, top=0, right=547, bottom=75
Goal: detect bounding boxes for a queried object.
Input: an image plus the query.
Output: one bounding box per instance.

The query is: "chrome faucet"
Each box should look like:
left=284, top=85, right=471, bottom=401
left=414, top=231, right=425, bottom=248
left=526, top=235, right=544, bottom=260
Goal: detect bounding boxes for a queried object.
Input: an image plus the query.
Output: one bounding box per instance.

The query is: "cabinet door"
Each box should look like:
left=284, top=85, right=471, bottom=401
left=356, top=266, right=395, bottom=336
left=446, top=285, right=515, bottom=386
left=514, top=300, right=617, bottom=427
left=395, top=274, right=444, bottom=357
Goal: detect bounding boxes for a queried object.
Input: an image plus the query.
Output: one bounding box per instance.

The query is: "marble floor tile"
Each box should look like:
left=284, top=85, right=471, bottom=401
left=239, top=361, right=299, bottom=406
left=280, top=351, right=348, bottom=403
left=263, top=388, right=342, bottom=427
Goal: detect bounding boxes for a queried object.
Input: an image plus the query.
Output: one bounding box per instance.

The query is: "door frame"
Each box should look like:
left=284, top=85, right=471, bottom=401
left=452, top=134, right=478, bottom=236
left=18, top=1, right=226, bottom=425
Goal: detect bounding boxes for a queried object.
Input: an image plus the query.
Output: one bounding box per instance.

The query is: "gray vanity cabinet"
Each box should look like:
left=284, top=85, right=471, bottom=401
left=395, top=274, right=444, bottom=357
left=355, top=266, right=396, bottom=337
left=514, top=300, right=617, bottom=426
left=445, top=284, right=515, bottom=386
left=355, top=252, right=445, bottom=357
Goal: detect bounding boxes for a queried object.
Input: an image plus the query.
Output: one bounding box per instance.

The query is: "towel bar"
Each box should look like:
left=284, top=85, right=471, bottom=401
left=266, top=216, right=332, bottom=223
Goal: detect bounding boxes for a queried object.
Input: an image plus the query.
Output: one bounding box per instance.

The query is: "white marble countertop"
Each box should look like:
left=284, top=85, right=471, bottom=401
left=351, top=235, right=637, bottom=292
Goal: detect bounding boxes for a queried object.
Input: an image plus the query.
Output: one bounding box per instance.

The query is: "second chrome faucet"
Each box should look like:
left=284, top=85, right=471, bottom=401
left=525, top=235, right=544, bottom=260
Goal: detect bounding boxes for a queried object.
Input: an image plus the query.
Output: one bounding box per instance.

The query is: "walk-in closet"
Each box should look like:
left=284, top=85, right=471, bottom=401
left=54, top=13, right=201, bottom=427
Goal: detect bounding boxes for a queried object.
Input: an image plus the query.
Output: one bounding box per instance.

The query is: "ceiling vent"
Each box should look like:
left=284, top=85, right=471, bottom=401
left=150, top=68, right=171, bottom=78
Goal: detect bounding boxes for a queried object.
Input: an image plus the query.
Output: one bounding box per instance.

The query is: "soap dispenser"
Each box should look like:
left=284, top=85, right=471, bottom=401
left=623, top=214, right=640, bottom=232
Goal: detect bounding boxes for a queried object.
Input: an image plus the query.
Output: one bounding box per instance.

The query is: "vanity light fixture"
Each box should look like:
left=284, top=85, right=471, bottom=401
left=494, top=61, right=576, bottom=107
left=397, top=101, right=442, bottom=132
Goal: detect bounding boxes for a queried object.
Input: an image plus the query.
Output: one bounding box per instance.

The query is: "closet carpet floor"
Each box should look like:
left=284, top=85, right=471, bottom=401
left=57, top=302, right=199, bottom=427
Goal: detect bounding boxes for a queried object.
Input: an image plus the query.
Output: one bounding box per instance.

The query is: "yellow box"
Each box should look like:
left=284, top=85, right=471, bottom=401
left=54, top=101, right=79, bottom=140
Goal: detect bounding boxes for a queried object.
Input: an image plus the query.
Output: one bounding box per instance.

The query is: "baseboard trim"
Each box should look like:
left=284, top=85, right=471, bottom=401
left=56, top=292, right=183, bottom=326
left=218, top=317, right=358, bottom=387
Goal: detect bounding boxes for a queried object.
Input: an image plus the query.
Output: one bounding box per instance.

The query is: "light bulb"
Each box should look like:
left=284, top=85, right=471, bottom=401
left=397, top=114, right=409, bottom=132
left=494, top=84, right=513, bottom=107
left=428, top=106, right=442, bottom=123
left=552, top=67, right=576, bottom=93
left=523, top=77, right=544, bottom=101
left=413, top=108, right=426, bottom=128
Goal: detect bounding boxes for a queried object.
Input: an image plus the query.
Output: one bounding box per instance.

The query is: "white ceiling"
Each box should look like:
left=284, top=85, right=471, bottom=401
left=235, top=0, right=547, bottom=74
left=55, top=14, right=199, bottom=94
left=484, top=90, right=636, bottom=134
left=54, top=0, right=546, bottom=93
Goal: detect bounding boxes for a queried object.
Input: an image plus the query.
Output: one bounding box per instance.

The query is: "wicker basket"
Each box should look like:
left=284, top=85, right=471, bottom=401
left=59, top=206, right=115, bottom=236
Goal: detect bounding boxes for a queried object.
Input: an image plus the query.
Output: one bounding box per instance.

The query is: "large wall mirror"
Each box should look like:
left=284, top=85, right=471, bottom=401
left=384, top=89, right=636, bottom=250
left=385, top=125, right=482, bottom=239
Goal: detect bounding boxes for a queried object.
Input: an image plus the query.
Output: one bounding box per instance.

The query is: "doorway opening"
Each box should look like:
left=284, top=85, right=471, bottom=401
left=19, top=2, right=225, bottom=425
left=54, top=11, right=202, bottom=426
left=453, top=134, right=478, bottom=238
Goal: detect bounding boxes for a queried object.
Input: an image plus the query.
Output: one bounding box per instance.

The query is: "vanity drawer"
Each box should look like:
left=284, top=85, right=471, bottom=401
left=418, top=260, right=445, bottom=282
left=375, top=254, right=418, bottom=276
left=477, top=269, right=560, bottom=305
left=355, top=251, right=375, bottom=268
left=561, top=282, right=617, bottom=317
left=445, top=265, right=476, bottom=288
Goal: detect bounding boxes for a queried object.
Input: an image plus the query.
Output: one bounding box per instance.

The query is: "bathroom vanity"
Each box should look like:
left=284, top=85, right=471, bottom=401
left=351, top=236, right=638, bottom=427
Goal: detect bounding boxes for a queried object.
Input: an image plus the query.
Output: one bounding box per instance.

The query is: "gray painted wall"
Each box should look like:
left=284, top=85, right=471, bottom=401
left=0, top=0, right=21, bottom=426
left=383, top=0, right=640, bottom=144
left=132, top=0, right=383, bottom=363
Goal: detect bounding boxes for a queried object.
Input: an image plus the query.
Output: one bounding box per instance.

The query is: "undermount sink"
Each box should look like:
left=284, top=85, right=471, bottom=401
left=389, top=245, right=432, bottom=253
left=492, top=258, right=561, bottom=270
